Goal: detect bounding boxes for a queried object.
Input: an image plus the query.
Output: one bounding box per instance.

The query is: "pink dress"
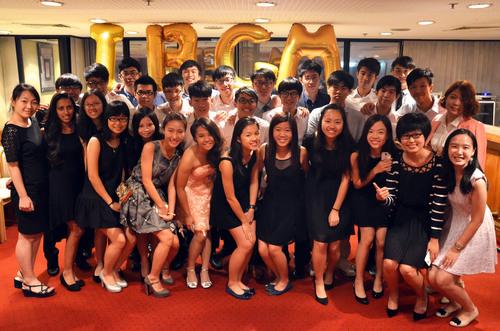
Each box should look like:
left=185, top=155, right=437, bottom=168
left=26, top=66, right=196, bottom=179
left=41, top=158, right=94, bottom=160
left=433, top=169, right=497, bottom=275
left=185, top=164, right=215, bottom=232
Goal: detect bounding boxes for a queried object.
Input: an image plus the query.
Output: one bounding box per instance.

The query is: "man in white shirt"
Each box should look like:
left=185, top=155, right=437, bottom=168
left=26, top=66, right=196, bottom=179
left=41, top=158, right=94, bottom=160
left=211, top=65, right=236, bottom=113
left=396, top=68, right=445, bottom=121
left=390, top=56, right=416, bottom=110
left=221, top=87, right=269, bottom=149
left=263, top=77, right=309, bottom=144
left=156, top=72, right=192, bottom=128
left=346, top=57, right=380, bottom=112
left=179, top=59, right=218, bottom=100
left=84, top=63, right=135, bottom=111
left=307, top=70, right=366, bottom=142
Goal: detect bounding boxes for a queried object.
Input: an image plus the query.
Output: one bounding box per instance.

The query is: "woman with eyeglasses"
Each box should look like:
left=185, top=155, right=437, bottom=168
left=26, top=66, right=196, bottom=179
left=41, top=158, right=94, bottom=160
left=75, top=101, right=130, bottom=293
left=374, top=112, right=447, bottom=321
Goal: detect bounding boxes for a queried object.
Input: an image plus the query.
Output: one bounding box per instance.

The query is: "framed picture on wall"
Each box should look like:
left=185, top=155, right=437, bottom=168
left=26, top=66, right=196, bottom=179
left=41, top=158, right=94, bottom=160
left=37, top=42, right=55, bottom=92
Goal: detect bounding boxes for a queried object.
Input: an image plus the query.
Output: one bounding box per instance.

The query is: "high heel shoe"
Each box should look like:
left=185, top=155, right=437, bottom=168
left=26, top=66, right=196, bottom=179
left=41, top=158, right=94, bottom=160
left=186, top=268, right=198, bottom=289
left=372, top=288, right=384, bottom=299
left=200, top=268, right=212, bottom=289
left=14, top=271, right=23, bottom=289
left=22, top=282, right=56, bottom=298
left=386, top=307, right=399, bottom=318
left=413, top=294, right=428, bottom=321
left=60, top=274, right=81, bottom=292
left=161, top=269, right=174, bottom=285
left=353, top=284, right=369, bottom=305
left=144, top=276, right=170, bottom=298
left=99, top=272, right=122, bottom=293
left=115, top=273, right=128, bottom=288
left=313, top=281, right=328, bottom=305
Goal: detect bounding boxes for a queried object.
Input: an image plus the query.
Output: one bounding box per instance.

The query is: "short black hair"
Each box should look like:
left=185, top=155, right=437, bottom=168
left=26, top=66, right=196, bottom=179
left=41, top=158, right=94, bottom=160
left=84, top=63, right=109, bottom=82
left=298, top=59, right=322, bottom=77
left=134, top=75, right=158, bottom=93
left=55, top=73, right=83, bottom=90
left=391, top=56, right=415, bottom=70
left=180, top=60, right=202, bottom=73
left=376, top=75, right=402, bottom=96
left=395, top=112, right=431, bottom=140
left=118, top=57, right=141, bottom=73
left=250, top=68, right=276, bottom=82
left=277, top=77, right=303, bottom=95
left=407, top=68, right=434, bottom=87
left=235, top=87, right=258, bottom=102
left=188, top=80, right=212, bottom=98
left=212, top=65, right=236, bottom=81
left=357, top=57, right=381, bottom=76
left=326, top=70, right=355, bottom=90
left=11, top=83, right=40, bottom=103
left=161, top=72, right=183, bottom=89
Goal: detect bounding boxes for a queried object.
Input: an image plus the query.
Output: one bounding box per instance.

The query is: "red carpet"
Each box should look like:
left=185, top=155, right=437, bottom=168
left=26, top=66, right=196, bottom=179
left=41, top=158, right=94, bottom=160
left=1, top=224, right=499, bottom=331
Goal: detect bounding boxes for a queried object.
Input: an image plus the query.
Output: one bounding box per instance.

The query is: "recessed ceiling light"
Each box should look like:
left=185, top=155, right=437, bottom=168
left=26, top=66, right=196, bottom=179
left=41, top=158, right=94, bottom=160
left=256, top=1, right=276, bottom=7
left=204, top=26, right=224, bottom=30
left=126, top=31, right=138, bottom=35
left=0, top=30, right=12, bottom=34
left=467, top=3, right=492, bottom=9
left=40, top=1, right=64, bottom=7
left=373, top=54, right=380, bottom=58
left=90, top=18, right=107, bottom=24
left=255, top=18, right=270, bottom=23
left=391, top=28, right=411, bottom=31
left=380, top=32, right=393, bottom=36
left=418, top=20, right=436, bottom=25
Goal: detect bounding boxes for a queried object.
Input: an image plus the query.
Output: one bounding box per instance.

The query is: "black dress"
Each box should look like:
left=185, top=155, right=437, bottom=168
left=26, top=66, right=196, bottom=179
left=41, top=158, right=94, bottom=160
left=1, top=119, right=48, bottom=234
left=257, top=156, right=304, bottom=246
left=303, top=137, right=352, bottom=243
left=383, top=153, right=447, bottom=268
left=210, top=155, right=255, bottom=230
left=351, top=156, right=390, bottom=228
left=75, top=134, right=125, bottom=229
left=47, top=132, right=85, bottom=230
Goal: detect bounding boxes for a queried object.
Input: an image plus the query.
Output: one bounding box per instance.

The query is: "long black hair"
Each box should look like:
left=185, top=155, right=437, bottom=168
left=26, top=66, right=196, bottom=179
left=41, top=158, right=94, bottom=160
left=190, top=117, right=223, bottom=168
left=229, top=117, right=259, bottom=176
left=163, top=112, right=187, bottom=154
left=131, top=108, right=162, bottom=142
left=78, top=89, right=107, bottom=143
left=313, top=103, right=353, bottom=176
left=45, top=92, right=77, bottom=166
left=101, top=101, right=130, bottom=142
left=357, top=114, right=396, bottom=180
left=266, top=113, right=300, bottom=176
left=442, top=128, right=482, bottom=194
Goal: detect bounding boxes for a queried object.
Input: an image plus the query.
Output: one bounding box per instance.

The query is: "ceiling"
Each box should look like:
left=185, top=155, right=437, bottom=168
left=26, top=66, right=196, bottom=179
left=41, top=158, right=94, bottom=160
left=0, top=0, right=499, bottom=39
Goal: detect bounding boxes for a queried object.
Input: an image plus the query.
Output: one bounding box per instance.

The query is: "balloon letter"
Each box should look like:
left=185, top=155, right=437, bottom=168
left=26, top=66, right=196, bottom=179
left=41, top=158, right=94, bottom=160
left=146, top=25, right=165, bottom=88
left=90, top=23, right=124, bottom=88
left=163, top=23, right=198, bottom=69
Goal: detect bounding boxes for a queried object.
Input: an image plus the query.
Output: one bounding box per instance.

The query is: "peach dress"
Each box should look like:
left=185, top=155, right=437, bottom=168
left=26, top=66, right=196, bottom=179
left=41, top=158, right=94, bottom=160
left=185, top=164, right=215, bottom=232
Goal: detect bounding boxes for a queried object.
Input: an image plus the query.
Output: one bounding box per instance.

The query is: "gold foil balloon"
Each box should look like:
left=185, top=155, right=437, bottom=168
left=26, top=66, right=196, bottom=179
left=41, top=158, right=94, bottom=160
left=277, top=23, right=341, bottom=83
left=215, top=23, right=271, bottom=86
left=90, top=23, right=124, bottom=88
left=163, top=23, right=198, bottom=68
left=146, top=25, right=165, bottom=88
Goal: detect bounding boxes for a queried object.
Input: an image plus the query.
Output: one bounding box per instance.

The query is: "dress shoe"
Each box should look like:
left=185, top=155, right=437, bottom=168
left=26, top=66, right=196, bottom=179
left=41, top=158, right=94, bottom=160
left=324, top=282, right=334, bottom=291
left=313, top=281, right=328, bottom=305
left=353, top=284, right=369, bottom=305
left=144, top=276, right=170, bottom=298
left=226, top=286, right=252, bottom=300
left=268, top=282, right=292, bottom=296
left=47, top=249, right=60, bottom=276
left=99, top=272, right=122, bottom=293
left=413, top=310, right=427, bottom=321
left=386, top=307, right=399, bottom=318
left=60, top=274, right=81, bottom=292
left=209, top=254, right=224, bottom=270
left=243, top=287, right=256, bottom=295
left=372, top=288, right=384, bottom=299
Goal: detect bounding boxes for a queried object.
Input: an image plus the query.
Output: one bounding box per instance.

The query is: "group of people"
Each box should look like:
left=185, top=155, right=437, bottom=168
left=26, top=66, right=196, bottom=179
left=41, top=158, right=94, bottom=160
left=3, top=54, right=497, bottom=328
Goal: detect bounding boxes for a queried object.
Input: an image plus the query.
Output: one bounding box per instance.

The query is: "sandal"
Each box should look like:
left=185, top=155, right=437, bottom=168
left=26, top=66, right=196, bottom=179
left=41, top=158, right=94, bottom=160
left=14, top=271, right=23, bottom=289
left=450, top=307, right=479, bottom=328
left=200, top=268, right=212, bottom=289
left=436, top=303, right=462, bottom=318
left=22, top=282, right=56, bottom=298
left=186, top=268, right=198, bottom=289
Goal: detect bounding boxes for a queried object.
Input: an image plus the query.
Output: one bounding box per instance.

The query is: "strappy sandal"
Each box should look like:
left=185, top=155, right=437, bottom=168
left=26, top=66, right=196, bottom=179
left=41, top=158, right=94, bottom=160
left=200, top=268, right=212, bottom=289
left=14, top=271, right=23, bottom=289
left=186, top=268, right=198, bottom=289
left=22, top=283, right=56, bottom=298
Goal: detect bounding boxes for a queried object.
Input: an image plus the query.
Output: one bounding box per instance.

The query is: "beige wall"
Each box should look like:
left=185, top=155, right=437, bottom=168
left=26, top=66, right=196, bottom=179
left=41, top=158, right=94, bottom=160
left=0, top=37, right=19, bottom=127
left=403, top=40, right=500, bottom=97
left=70, top=37, right=87, bottom=85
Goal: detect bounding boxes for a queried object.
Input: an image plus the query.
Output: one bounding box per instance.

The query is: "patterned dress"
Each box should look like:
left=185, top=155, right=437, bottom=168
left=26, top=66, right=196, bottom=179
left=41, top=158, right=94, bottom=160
left=185, top=164, right=215, bottom=232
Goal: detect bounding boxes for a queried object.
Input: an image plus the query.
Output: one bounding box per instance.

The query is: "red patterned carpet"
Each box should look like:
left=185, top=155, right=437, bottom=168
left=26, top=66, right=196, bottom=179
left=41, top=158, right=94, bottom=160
left=1, top=224, right=499, bottom=331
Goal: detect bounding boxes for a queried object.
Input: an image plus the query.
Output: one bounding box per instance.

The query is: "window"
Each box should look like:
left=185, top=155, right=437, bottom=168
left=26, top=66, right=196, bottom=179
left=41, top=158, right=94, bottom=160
left=348, top=41, right=400, bottom=83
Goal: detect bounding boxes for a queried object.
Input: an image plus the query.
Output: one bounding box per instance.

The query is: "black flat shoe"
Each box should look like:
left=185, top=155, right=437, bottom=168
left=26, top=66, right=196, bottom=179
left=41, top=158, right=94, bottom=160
left=47, top=266, right=60, bottom=277
left=209, top=255, right=224, bottom=270
left=268, top=282, right=292, bottom=296
left=372, top=288, right=384, bottom=299
left=353, top=284, right=369, bottom=305
left=386, top=307, right=399, bottom=318
left=226, top=286, right=252, bottom=300
left=243, top=287, right=256, bottom=295
left=413, top=310, right=427, bottom=321
left=60, top=274, right=81, bottom=292
left=76, top=279, right=85, bottom=287
left=92, top=274, right=101, bottom=284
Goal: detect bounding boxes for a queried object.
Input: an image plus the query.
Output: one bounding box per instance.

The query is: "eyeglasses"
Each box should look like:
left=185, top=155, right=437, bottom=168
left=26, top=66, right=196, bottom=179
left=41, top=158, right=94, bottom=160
left=280, top=91, right=300, bottom=98
left=237, top=98, right=257, bottom=105
left=108, top=117, right=129, bottom=123
left=400, top=132, right=423, bottom=141
left=137, top=90, right=154, bottom=96
left=87, top=80, right=106, bottom=88
left=84, top=103, right=102, bottom=109
left=254, top=80, right=274, bottom=87
left=216, top=77, right=233, bottom=84
left=120, top=70, right=140, bottom=77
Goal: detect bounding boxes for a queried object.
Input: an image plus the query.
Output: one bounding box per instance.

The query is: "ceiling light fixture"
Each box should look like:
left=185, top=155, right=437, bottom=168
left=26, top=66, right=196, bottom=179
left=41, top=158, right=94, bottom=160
left=467, top=3, right=492, bottom=9
left=126, top=31, right=138, bottom=35
left=255, top=18, right=270, bottom=23
left=256, top=1, right=276, bottom=7
left=40, top=1, right=64, bottom=7
left=90, top=18, right=107, bottom=24
left=380, top=32, right=393, bottom=36
left=418, top=20, right=436, bottom=25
